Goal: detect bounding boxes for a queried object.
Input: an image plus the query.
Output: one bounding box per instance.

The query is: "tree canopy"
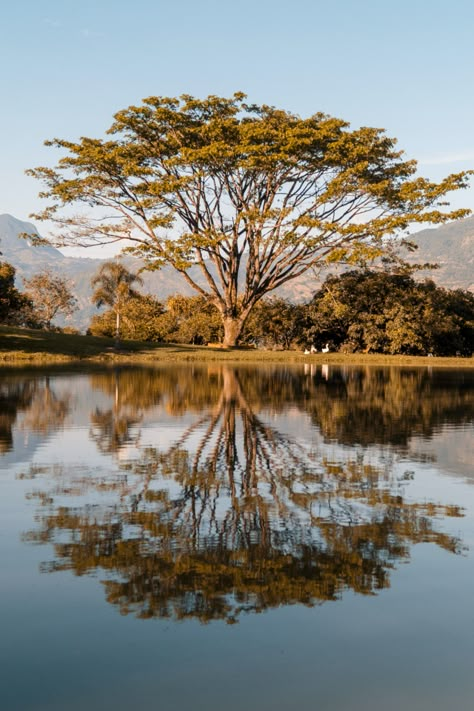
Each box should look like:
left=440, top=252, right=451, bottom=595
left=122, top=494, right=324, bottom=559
left=88, top=292, right=165, bottom=341
left=91, top=260, right=143, bottom=344
left=301, top=270, right=474, bottom=355
left=0, top=261, right=34, bottom=326
left=23, top=269, right=78, bottom=330
left=28, top=93, right=471, bottom=345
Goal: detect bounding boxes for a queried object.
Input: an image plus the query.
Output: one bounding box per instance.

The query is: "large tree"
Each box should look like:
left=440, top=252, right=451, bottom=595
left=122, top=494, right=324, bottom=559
left=28, top=93, right=471, bottom=346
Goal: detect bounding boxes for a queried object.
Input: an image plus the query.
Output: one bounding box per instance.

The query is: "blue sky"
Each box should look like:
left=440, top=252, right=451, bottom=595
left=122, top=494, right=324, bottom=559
left=1, top=0, right=473, bottom=254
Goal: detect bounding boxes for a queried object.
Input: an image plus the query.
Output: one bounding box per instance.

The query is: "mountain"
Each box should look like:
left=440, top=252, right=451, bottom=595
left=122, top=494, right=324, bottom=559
left=0, top=214, right=195, bottom=329
left=1, top=213, right=474, bottom=330
left=406, top=217, right=474, bottom=292
left=0, top=214, right=64, bottom=264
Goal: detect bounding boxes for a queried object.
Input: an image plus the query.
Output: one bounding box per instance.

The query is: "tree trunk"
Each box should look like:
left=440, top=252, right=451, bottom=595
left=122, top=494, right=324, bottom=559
left=222, top=317, right=245, bottom=347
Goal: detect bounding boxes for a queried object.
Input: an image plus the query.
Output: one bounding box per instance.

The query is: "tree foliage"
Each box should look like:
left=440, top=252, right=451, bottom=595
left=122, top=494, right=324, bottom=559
left=0, top=261, right=36, bottom=326
left=242, top=297, right=303, bottom=349
left=301, top=270, right=474, bottom=355
left=28, top=93, right=471, bottom=345
left=158, top=294, right=223, bottom=344
left=0, top=262, right=26, bottom=323
left=23, top=269, right=78, bottom=329
left=89, top=293, right=165, bottom=341
left=88, top=293, right=222, bottom=344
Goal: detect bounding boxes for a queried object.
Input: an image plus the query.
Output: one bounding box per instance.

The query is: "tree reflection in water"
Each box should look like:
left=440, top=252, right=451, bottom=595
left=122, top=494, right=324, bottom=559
left=306, top=365, right=474, bottom=447
left=0, top=374, right=71, bottom=453
left=23, top=366, right=467, bottom=623
left=89, top=369, right=144, bottom=454
left=0, top=378, right=37, bottom=453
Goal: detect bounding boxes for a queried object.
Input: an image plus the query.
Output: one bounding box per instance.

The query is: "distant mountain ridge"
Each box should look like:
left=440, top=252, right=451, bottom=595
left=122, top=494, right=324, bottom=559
left=0, top=214, right=63, bottom=261
left=405, top=217, right=474, bottom=292
left=1, top=213, right=473, bottom=330
left=0, top=214, right=195, bottom=329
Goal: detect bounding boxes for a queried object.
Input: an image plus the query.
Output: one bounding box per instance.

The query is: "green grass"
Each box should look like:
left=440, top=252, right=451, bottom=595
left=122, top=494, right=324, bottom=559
left=0, top=324, right=473, bottom=368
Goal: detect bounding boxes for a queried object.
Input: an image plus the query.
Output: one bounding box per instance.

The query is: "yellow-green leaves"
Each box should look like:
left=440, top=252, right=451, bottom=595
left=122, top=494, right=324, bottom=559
left=29, top=92, right=472, bottom=345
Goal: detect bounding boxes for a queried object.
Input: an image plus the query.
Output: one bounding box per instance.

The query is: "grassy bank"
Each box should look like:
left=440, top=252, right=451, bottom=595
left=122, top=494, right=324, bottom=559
left=1, top=325, right=473, bottom=368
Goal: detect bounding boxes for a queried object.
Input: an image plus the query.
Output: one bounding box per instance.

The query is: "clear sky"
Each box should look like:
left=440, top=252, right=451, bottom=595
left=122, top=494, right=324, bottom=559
left=1, top=0, right=473, bottom=255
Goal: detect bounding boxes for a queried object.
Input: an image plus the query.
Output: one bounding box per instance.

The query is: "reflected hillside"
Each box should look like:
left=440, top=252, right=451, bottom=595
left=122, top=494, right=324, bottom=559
left=23, top=366, right=465, bottom=624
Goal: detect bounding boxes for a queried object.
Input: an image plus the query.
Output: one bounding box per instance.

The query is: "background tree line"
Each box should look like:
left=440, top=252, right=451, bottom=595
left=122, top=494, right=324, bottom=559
left=3, top=92, right=473, bottom=350
left=0, top=261, right=77, bottom=330
left=87, top=261, right=474, bottom=356
left=1, top=256, right=474, bottom=355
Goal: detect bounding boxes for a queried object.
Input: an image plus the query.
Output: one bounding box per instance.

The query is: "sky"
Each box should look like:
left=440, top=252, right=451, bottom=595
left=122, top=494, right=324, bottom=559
left=1, top=0, right=473, bottom=256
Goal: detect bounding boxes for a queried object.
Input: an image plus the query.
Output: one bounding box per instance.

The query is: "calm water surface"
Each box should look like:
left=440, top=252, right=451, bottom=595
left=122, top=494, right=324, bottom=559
left=0, top=364, right=473, bottom=711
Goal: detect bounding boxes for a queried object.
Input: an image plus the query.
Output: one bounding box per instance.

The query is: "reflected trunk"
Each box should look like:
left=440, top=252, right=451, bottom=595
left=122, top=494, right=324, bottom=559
left=20, top=364, right=467, bottom=623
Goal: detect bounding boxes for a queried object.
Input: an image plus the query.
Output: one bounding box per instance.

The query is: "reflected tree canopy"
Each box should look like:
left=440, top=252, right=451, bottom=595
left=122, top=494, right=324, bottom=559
left=305, top=366, right=474, bottom=447
left=22, top=366, right=466, bottom=623
left=0, top=378, right=36, bottom=453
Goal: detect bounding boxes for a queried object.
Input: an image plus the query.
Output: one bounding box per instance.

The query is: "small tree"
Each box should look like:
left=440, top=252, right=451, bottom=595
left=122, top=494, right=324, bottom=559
left=242, top=297, right=303, bottom=349
left=23, top=270, right=78, bottom=330
left=91, top=261, right=143, bottom=345
left=89, top=293, right=165, bottom=341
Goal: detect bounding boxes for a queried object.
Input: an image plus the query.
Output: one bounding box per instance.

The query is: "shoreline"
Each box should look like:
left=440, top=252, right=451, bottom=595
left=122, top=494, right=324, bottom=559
left=1, top=326, right=473, bottom=369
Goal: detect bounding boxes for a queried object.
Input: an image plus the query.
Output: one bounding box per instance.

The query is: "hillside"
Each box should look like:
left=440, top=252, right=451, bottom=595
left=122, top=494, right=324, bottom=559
left=406, top=217, right=474, bottom=291
left=0, top=214, right=195, bottom=329
left=1, top=213, right=473, bottom=330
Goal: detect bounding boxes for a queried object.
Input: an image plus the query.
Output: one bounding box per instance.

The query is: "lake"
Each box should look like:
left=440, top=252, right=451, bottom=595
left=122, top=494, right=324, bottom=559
left=1, top=364, right=473, bottom=711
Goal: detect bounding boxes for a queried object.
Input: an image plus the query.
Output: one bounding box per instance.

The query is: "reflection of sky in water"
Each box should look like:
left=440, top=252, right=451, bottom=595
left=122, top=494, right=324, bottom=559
left=0, top=365, right=473, bottom=711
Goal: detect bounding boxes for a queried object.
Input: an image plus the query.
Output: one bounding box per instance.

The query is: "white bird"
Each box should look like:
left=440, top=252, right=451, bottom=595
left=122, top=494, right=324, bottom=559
left=310, top=345, right=317, bottom=354
left=304, top=348, right=311, bottom=355
left=322, top=343, right=330, bottom=353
